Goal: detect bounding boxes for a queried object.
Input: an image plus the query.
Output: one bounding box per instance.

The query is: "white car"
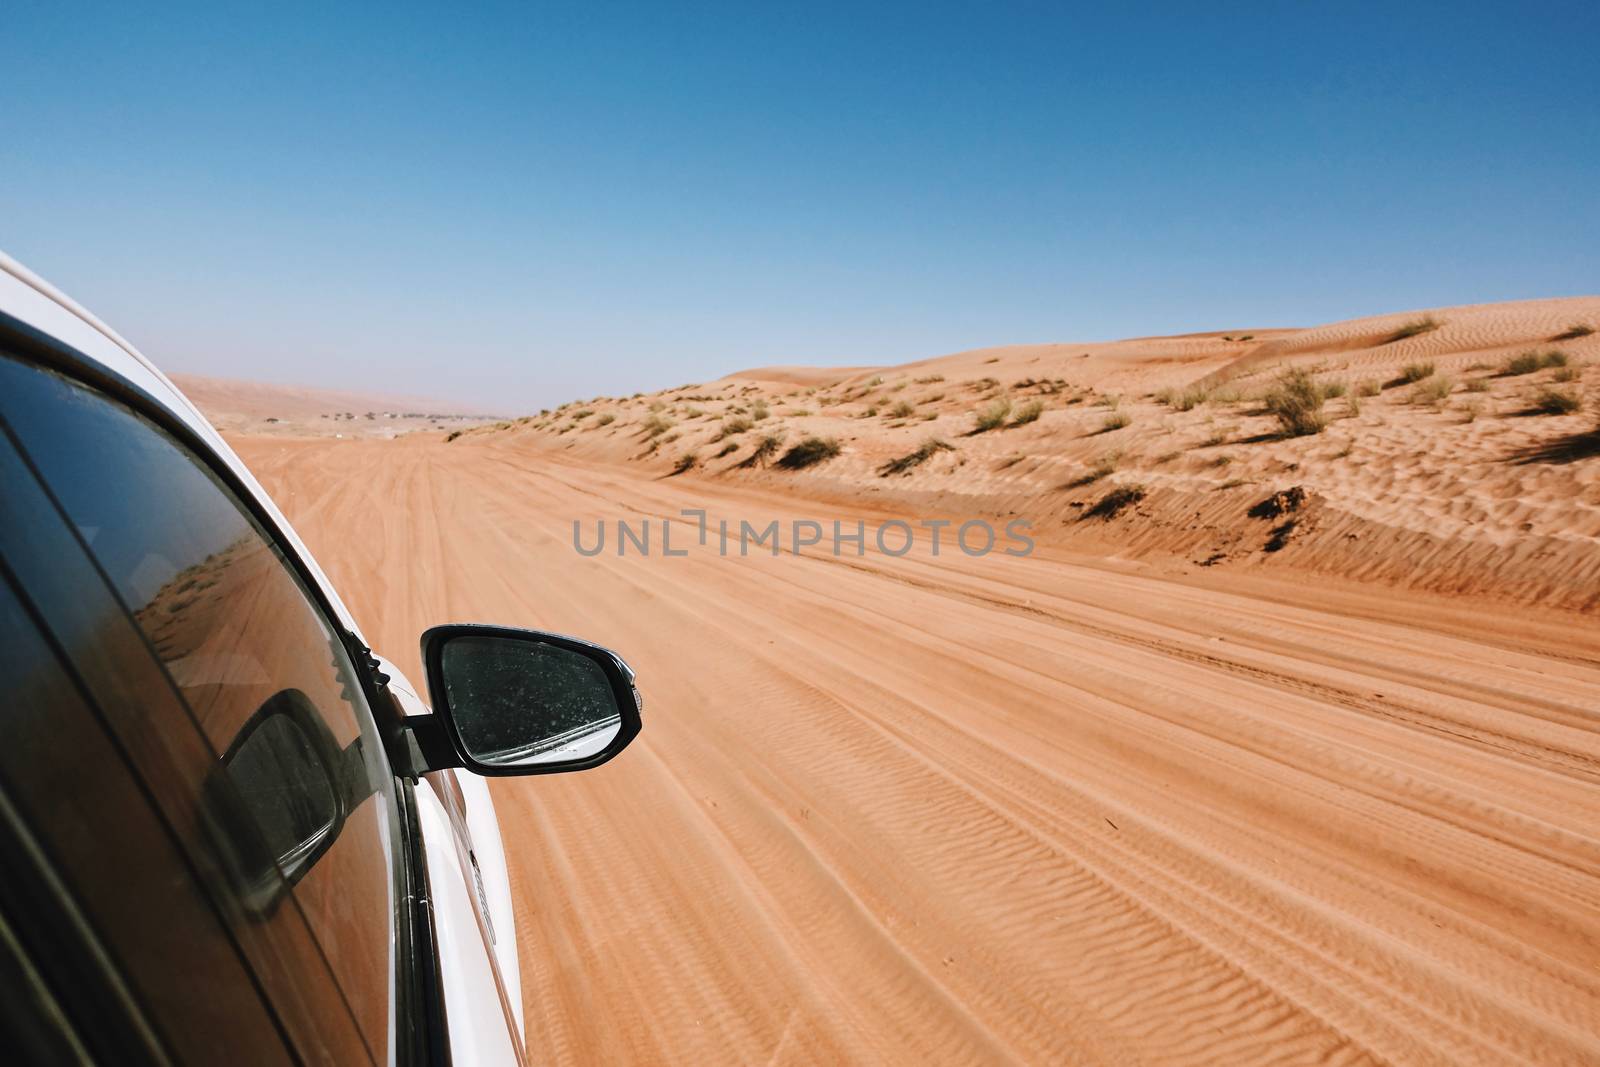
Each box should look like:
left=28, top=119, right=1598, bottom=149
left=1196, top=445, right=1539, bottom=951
left=0, top=251, right=642, bottom=1066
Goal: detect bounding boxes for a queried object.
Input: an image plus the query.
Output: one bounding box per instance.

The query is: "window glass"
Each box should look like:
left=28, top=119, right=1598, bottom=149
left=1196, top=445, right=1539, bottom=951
left=0, top=356, right=398, bottom=1062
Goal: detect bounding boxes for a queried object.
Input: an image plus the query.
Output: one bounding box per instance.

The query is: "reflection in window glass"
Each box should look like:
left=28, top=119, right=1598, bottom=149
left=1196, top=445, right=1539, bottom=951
left=0, top=357, right=397, bottom=1060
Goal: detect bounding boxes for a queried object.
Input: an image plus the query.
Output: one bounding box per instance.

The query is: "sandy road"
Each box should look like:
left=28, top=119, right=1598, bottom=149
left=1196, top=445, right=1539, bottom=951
left=235, top=434, right=1600, bottom=1066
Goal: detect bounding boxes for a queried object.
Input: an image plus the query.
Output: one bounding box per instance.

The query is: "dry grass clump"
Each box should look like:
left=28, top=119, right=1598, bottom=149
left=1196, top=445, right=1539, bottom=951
left=1386, top=317, right=1441, bottom=344
left=713, top=441, right=739, bottom=458
left=670, top=452, right=697, bottom=475
left=973, top=396, right=1013, bottom=432
left=642, top=414, right=674, bottom=437
left=1400, top=362, right=1436, bottom=384
left=1552, top=366, right=1580, bottom=383
left=1553, top=324, right=1594, bottom=341
left=1320, top=379, right=1348, bottom=399
left=1464, top=377, right=1491, bottom=393
left=717, top=415, right=753, bottom=440
left=1155, top=385, right=1209, bottom=410
left=594, top=412, right=616, bottom=426
left=878, top=437, right=954, bottom=476
left=1411, top=375, right=1455, bottom=406
left=1098, top=412, right=1131, bottom=434
left=775, top=436, right=842, bottom=470
left=751, top=401, right=770, bottom=421
left=889, top=400, right=916, bottom=418
left=1010, top=400, right=1044, bottom=426
left=1504, top=350, right=1567, bottom=376
left=1532, top=387, right=1582, bottom=416
left=1084, top=483, right=1147, bottom=520
left=737, top=433, right=786, bottom=468
left=1356, top=379, right=1381, bottom=397
left=1263, top=368, right=1327, bottom=436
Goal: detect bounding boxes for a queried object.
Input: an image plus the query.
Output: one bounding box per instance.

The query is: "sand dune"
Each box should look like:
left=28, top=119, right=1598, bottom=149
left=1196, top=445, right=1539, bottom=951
left=221, top=291, right=1600, bottom=1063
left=468, top=296, right=1600, bottom=610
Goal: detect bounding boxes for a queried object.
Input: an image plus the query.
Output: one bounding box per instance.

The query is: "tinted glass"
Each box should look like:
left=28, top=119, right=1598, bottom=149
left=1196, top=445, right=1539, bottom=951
left=0, top=565, right=292, bottom=1064
left=0, top=356, right=398, bottom=1062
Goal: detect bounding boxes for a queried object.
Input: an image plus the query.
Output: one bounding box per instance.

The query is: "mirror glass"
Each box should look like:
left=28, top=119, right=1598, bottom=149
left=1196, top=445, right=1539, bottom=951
left=441, top=635, right=622, bottom=765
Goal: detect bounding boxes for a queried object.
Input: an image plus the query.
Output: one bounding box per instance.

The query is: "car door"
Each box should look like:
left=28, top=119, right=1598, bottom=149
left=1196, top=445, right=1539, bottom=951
left=0, top=348, right=423, bottom=1064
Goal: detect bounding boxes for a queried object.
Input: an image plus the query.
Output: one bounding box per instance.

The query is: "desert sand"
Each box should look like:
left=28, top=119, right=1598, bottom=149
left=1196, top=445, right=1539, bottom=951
left=171, top=372, right=502, bottom=437
left=226, top=296, right=1600, bottom=1065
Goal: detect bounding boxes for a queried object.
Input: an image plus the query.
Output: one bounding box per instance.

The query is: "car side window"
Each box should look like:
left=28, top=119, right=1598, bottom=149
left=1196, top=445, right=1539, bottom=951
left=0, top=354, right=400, bottom=1063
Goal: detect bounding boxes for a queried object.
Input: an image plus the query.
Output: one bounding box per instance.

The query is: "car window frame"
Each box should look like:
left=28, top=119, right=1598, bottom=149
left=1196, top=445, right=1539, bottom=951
left=0, top=308, right=439, bottom=1067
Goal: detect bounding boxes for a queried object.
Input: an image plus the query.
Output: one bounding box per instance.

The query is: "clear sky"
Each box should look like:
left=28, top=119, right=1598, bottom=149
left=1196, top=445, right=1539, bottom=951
left=4, top=2, right=1596, bottom=410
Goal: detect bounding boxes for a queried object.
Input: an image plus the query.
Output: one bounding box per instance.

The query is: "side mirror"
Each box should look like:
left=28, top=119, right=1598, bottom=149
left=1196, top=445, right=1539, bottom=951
left=413, top=624, right=642, bottom=777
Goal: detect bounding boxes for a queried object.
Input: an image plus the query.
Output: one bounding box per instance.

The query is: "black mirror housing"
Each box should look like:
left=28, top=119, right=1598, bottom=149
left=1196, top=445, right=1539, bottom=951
left=408, top=623, right=642, bottom=777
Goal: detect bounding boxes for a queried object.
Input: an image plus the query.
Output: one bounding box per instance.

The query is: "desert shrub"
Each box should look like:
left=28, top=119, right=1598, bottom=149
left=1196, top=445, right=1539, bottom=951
left=572, top=409, right=594, bottom=419
left=1540, top=350, right=1570, bottom=369
left=737, top=433, right=786, bottom=468
left=1173, top=385, right=1209, bottom=411
left=1091, top=451, right=1123, bottom=479
left=1356, top=379, right=1381, bottom=397
left=595, top=412, right=616, bottom=426
left=1532, top=388, right=1582, bottom=415
left=1084, top=483, right=1147, bottom=520
left=1320, top=380, right=1348, bottom=399
left=878, top=437, right=953, bottom=476
left=1552, top=366, right=1579, bottom=383
left=642, top=414, right=674, bottom=437
left=751, top=401, right=770, bottom=421
left=890, top=400, right=916, bottom=418
left=914, top=374, right=945, bottom=384
left=1098, top=412, right=1131, bottom=433
left=1386, top=317, right=1441, bottom=343
left=1411, top=375, right=1454, bottom=406
left=445, top=430, right=462, bottom=443
left=1464, top=377, right=1490, bottom=393
left=775, top=436, right=842, bottom=469
left=1263, top=368, right=1327, bottom=436
left=713, top=441, right=739, bottom=458
left=670, top=452, right=697, bottom=475
left=973, top=397, right=1013, bottom=432
left=1503, top=351, right=1543, bottom=375
left=1553, top=324, right=1594, bottom=341
left=648, top=400, right=665, bottom=412
left=717, top=415, right=753, bottom=440
left=1010, top=400, right=1044, bottom=426
left=1400, top=362, right=1435, bottom=383
left=1209, top=385, right=1244, bottom=404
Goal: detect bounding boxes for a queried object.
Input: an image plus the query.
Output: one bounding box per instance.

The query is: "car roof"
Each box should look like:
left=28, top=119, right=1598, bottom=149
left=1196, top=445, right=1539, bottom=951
left=0, top=250, right=370, bottom=644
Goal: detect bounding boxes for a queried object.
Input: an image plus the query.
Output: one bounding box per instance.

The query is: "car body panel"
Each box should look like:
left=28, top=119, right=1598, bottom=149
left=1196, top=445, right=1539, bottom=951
left=0, top=249, right=525, bottom=1064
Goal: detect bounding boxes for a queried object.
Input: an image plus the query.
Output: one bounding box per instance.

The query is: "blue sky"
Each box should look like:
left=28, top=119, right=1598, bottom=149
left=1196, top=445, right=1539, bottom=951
left=4, top=2, right=1596, bottom=410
